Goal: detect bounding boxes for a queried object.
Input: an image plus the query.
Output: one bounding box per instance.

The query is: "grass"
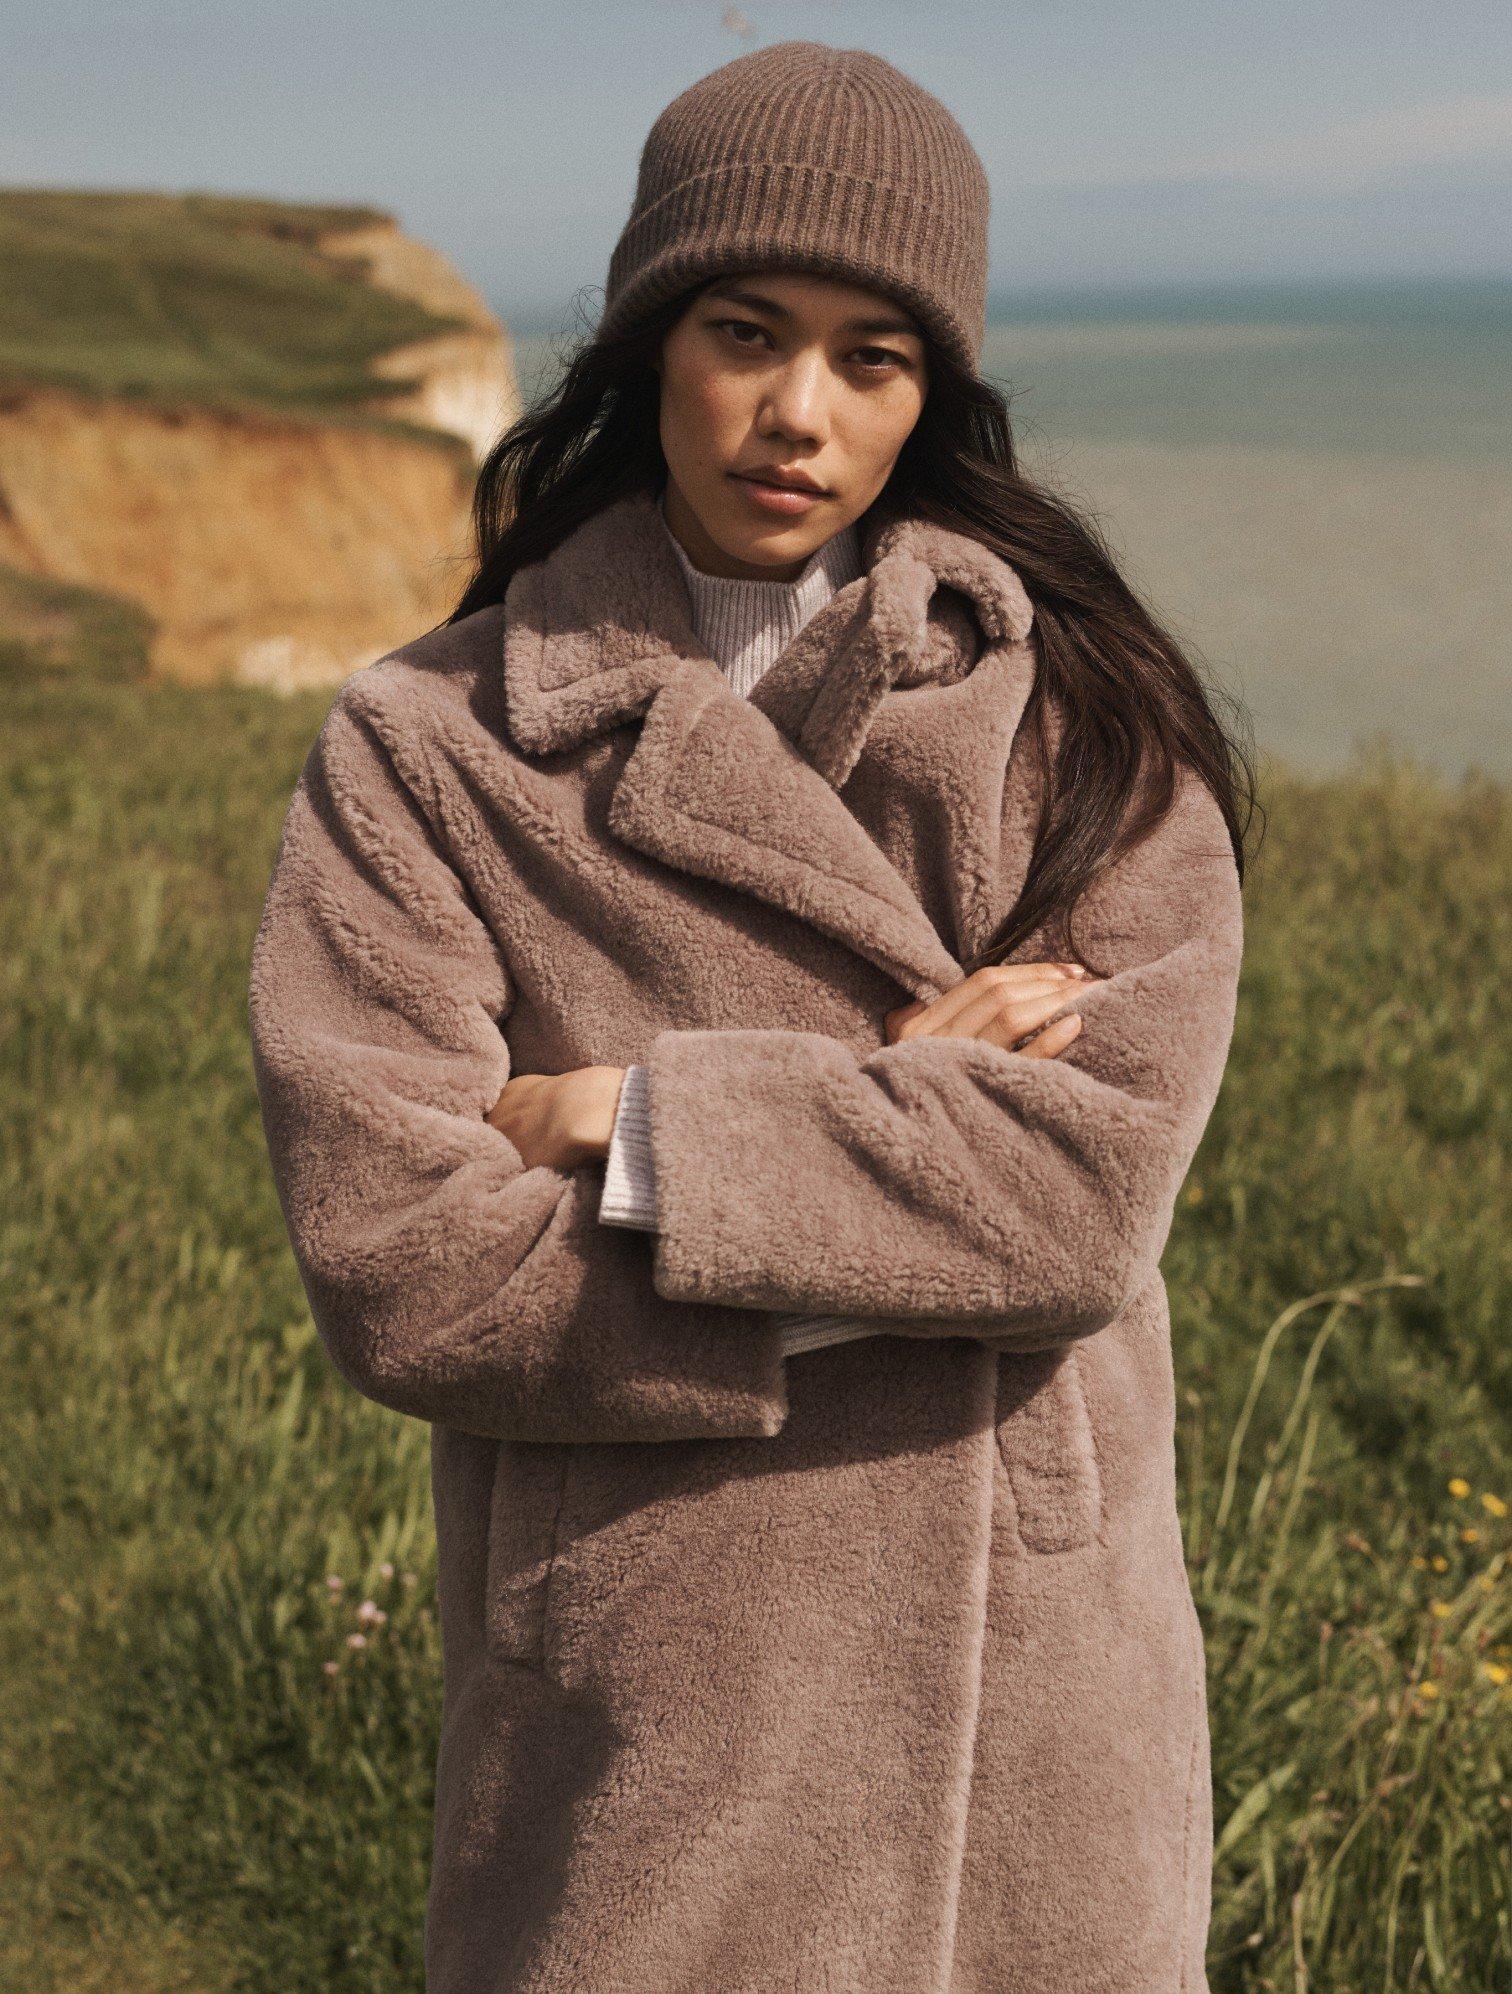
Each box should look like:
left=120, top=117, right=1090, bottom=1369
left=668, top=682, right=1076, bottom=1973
left=0, top=563, right=154, bottom=685
left=0, top=188, right=470, bottom=433
left=0, top=670, right=1506, bottom=1989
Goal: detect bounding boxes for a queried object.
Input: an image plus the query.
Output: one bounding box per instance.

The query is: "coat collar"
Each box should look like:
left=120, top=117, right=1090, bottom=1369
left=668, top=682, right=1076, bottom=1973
left=500, top=484, right=1038, bottom=1002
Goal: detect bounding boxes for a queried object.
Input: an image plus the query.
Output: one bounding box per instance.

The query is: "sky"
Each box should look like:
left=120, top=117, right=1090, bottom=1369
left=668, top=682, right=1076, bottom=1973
left=4, top=0, right=1509, bottom=329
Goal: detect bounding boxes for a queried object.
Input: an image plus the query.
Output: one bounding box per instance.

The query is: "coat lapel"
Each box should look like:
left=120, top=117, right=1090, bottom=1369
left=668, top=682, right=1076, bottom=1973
left=500, top=485, right=1037, bottom=1003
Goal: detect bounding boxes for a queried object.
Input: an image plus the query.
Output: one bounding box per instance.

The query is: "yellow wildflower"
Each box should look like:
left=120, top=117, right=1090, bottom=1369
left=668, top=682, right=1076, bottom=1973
left=1430, top=1601, right=1452, bottom=1620
left=1481, top=1493, right=1508, bottom=1519
left=1432, top=1555, right=1449, bottom=1572
left=1411, top=1554, right=1428, bottom=1570
left=1485, top=1663, right=1511, bottom=1686
left=1417, top=1680, right=1441, bottom=1700
left=1461, top=1528, right=1481, bottom=1544
left=1448, top=1478, right=1471, bottom=1499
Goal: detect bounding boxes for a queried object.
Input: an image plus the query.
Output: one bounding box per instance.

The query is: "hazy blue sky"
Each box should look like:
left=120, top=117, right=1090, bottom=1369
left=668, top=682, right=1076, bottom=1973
left=5, top=1, right=1509, bottom=327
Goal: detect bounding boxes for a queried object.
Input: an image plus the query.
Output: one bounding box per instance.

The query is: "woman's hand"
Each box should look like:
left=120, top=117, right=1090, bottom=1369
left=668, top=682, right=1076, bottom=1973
left=486, top=1065, right=626, bottom=1171
left=884, top=960, right=1100, bottom=1057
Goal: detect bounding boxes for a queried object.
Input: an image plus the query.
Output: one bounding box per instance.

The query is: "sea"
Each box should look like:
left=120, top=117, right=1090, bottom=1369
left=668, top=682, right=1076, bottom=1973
left=510, top=277, right=1511, bottom=783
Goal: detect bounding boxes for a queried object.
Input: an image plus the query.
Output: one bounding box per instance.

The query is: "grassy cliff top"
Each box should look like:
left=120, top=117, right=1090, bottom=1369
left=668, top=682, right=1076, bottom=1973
left=0, top=187, right=473, bottom=424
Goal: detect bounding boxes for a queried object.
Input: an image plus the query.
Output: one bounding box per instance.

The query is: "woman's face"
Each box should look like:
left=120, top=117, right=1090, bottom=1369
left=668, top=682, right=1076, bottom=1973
left=654, top=268, right=929, bottom=581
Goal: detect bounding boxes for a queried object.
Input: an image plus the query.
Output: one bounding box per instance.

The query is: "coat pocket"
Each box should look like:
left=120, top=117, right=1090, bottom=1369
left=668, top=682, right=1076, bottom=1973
left=483, top=1440, right=574, bottom=1670
left=993, top=1342, right=1105, bottom=1554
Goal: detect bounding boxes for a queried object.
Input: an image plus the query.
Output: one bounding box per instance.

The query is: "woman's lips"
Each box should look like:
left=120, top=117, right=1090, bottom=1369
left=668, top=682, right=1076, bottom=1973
left=729, top=471, right=827, bottom=516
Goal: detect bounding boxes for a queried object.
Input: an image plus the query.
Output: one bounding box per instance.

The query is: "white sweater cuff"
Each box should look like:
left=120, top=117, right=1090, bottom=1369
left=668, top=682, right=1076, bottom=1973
left=773, top=1314, right=880, bottom=1356
left=598, top=1063, right=659, bottom=1230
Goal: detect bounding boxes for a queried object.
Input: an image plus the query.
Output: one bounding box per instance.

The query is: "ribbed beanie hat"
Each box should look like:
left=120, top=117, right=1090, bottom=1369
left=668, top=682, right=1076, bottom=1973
left=598, top=41, right=990, bottom=372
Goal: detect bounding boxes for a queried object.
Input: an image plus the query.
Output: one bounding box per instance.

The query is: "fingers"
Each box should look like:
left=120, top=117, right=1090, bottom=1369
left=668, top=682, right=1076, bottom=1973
left=889, top=961, right=1088, bottom=1041
left=1011, top=1010, right=1083, bottom=1059
left=884, top=997, right=927, bottom=1038
left=921, top=978, right=1083, bottom=1048
left=890, top=979, right=1092, bottom=1058
left=976, top=981, right=1088, bottom=1050
left=938, top=978, right=1079, bottom=1042
left=943, top=964, right=1083, bottom=1031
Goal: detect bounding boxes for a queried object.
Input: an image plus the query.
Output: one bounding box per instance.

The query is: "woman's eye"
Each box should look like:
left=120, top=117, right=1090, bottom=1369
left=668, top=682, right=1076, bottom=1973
left=716, top=317, right=768, bottom=348
left=855, top=346, right=907, bottom=372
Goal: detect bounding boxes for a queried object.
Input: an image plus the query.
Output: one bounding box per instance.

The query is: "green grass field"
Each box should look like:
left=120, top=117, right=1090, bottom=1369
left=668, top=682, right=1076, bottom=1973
left=0, top=188, right=468, bottom=429
left=1, top=672, right=1507, bottom=1990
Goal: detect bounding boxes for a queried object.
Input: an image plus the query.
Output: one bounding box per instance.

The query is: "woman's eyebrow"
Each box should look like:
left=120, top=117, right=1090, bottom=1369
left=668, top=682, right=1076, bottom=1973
left=700, top=282, right=920, bottom=338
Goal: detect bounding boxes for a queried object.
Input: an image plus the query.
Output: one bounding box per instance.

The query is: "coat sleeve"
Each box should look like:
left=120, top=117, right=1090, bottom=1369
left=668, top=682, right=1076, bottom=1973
left=637, top=761, right=1243, bottom=1352
left=247, top=674, right=788, bottom=1445
left=598, top=1065, right=897, bottom=1356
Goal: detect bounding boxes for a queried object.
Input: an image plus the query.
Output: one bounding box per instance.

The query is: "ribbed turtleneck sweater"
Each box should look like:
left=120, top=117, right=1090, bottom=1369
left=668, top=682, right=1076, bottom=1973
left=597, top=490, right=877, bottom=1359
left=658, top=488, right=863, bottom=696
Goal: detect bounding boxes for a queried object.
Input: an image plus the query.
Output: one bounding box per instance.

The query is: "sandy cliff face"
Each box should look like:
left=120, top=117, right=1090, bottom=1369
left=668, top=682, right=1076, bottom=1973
left=0, top=383, right=476, bottom=688
left=0, top=215, right=521, bottom=689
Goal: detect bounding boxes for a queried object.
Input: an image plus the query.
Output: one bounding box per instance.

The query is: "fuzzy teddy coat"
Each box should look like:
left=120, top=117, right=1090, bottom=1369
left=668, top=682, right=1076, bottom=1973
left=248, top=482, right=1243, bottom=1992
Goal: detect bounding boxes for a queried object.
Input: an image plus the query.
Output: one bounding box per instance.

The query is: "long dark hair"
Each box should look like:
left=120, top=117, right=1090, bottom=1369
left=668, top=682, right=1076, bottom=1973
left=446, top=282, right=1259, bottom=974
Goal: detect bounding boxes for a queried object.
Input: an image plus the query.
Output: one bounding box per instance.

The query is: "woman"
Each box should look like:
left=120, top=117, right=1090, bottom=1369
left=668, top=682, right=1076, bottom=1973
left=249, top=40, right=1251, bottom=1994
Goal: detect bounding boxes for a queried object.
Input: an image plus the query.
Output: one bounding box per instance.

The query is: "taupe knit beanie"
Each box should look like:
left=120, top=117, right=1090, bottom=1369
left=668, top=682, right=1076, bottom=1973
left=599, top=40, right=990, bottom=373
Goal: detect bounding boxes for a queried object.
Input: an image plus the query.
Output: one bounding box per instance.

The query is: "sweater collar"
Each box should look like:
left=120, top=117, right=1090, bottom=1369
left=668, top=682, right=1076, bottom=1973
left=656, top=487, right=864, bottom=650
